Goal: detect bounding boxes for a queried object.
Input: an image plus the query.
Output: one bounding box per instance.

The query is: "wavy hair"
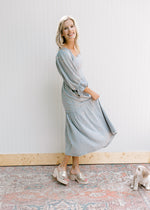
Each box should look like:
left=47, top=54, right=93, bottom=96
left=56, top=16, right=80, bottom=51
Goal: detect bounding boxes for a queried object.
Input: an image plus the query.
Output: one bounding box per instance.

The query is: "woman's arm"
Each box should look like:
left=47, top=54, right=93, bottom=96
left=56, top=49, right=88, bottom=96
left=84, top=87, right=100, bottom=100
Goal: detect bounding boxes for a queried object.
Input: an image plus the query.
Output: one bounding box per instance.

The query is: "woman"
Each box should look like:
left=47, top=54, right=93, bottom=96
left=53, top=16, right=117, bottom=185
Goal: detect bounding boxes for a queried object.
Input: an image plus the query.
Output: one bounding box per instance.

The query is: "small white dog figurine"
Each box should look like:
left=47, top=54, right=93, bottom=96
left=130, top=165, right=150, bottom=191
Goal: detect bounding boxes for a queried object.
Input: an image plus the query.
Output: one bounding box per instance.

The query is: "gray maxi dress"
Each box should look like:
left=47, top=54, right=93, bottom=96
left=56, top=47, right=117, bottom=156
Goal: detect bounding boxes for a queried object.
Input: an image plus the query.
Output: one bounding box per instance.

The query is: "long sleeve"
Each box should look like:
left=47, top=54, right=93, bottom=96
left=56, top=49, right=88, bottom=96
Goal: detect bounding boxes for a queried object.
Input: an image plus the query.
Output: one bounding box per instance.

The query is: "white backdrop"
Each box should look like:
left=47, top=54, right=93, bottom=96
left=0, top=0, right=150, bottom=154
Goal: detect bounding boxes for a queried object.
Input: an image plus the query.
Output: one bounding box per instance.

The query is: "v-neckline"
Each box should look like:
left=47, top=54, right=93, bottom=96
left=63, top=47, right=80, bottom=58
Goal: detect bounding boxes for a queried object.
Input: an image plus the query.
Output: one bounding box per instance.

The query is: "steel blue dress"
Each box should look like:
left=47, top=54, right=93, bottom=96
left=56, top=47, right=117, bottom=156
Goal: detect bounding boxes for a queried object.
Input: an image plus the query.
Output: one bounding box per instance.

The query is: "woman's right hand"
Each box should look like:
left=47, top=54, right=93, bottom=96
left=84, top=87, right=100, bottom=100
left=91, top=91, right=100, bottom=100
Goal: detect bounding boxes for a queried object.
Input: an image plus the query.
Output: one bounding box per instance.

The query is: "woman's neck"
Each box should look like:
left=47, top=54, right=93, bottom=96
left=64, top=40, right=75, bottom=50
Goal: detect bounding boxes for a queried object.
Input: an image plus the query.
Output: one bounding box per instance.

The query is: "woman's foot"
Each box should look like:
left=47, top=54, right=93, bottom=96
left=70, top=167, right=88, bottom=184
left=53, top=165, right=69, bottom=185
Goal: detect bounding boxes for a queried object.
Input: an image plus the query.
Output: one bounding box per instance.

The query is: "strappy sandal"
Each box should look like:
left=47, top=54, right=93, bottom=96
left=53, top=167, right=69, bottom=185
left=69, top=172, right=88, bottom=184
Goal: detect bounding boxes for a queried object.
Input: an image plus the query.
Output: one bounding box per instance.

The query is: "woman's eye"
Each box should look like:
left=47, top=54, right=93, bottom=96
left=64, top=25, right=74, bottom=30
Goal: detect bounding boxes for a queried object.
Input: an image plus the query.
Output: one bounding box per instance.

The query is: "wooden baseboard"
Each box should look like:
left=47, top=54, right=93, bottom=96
left=0, top=152, right=150, bottom=166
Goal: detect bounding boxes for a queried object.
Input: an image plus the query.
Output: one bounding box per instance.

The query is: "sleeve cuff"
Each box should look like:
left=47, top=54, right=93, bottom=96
left=76, top=79, right=88, bottom=96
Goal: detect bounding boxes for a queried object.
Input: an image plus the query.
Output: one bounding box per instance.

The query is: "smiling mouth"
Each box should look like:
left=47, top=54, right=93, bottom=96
left=68, top=33, right=74, bottom=36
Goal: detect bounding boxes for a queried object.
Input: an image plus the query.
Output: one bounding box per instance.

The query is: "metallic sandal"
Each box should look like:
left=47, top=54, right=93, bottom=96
left=69, top=172, right=88, bottom=184
left=53, top=167, right=69, bottom=185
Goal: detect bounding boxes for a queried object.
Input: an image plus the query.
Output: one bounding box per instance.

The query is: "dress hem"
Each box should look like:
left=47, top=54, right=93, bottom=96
left=65, top=133, right=116, bottom=157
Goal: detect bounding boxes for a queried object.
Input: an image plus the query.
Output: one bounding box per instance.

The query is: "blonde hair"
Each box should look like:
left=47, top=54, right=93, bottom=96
left=56, top=16, right=80, bottom=51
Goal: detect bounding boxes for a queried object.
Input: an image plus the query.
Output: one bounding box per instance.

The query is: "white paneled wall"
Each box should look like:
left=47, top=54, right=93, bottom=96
left=0, top=0, right=150, bottom=154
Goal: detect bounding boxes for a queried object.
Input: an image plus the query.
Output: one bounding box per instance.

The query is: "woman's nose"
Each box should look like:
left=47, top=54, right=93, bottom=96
left=68, top=27, right=72, bottom=31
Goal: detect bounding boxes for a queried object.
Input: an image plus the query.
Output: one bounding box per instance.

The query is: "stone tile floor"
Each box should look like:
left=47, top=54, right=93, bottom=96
left=0, top=164, right=150, bottom=210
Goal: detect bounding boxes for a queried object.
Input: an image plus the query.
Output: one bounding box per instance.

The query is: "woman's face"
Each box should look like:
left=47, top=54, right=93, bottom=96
left=61, top=19, right=76, bottom=42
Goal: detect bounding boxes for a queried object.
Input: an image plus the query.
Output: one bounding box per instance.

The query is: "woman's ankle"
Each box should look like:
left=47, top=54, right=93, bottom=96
left=58, top=164, right=67, bottom=171
left=70, top=166, right=80, bottom=174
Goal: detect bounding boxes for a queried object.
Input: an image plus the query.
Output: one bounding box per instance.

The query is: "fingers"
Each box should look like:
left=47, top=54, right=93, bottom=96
left=91, top=94, right=100, bottom=100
